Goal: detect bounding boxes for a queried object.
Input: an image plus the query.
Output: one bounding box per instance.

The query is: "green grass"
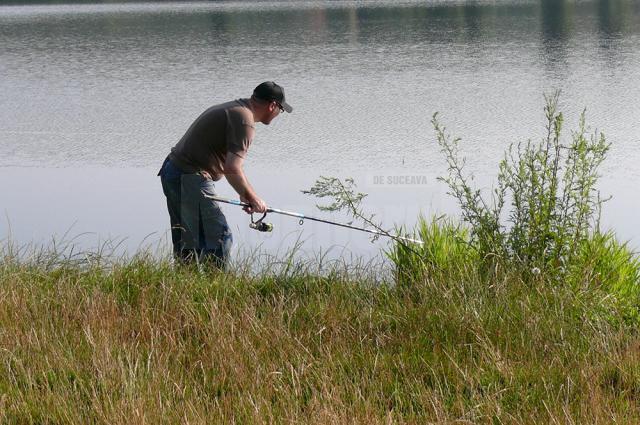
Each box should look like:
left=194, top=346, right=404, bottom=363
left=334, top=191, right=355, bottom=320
left=1, top=238, right=640, bottom=424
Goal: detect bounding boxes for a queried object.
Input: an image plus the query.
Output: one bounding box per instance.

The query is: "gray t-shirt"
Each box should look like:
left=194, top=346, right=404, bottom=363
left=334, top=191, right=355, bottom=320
left=169, top=98, right=255, bottom=180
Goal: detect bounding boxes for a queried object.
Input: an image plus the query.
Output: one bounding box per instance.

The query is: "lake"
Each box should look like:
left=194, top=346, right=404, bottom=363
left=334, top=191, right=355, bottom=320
left=1, top=0, right=639, bottom=262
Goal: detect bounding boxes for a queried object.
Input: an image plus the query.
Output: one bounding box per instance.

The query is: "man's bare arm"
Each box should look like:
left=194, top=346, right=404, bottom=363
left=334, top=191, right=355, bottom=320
left=224, top=153, right=267, bottom=213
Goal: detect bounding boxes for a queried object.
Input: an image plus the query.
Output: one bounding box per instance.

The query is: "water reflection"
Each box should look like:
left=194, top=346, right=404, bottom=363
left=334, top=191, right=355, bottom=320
left=598, top=0, right=630, bottom=38
left=1, top=0, right=640, bottom=255
left=462, top=4, right=482, bottom=42
left=540, top=0, right=571, bottom=75
left=596, top=0, right=627, bottom=67
left=2, top=1, right=637, bottom=56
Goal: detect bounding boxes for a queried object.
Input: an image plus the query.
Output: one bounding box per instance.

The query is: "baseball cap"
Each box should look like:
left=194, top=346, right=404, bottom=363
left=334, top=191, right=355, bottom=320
left=253, top=81, right=293, bottom=113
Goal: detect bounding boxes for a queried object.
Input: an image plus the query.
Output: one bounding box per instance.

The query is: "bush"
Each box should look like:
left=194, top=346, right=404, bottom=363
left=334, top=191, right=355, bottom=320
left=304, top=93, right=638, bottom=316
left=434, top=91, right=610, bottom=276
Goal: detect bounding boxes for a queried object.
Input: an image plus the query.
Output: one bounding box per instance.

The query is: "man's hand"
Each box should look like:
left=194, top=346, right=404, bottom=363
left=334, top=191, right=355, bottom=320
left=241, top=195, right=267, bottom=214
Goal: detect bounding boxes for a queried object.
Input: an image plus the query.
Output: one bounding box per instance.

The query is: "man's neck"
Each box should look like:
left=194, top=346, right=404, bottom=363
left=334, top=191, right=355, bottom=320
left=248, top=98, right=264, bottom=123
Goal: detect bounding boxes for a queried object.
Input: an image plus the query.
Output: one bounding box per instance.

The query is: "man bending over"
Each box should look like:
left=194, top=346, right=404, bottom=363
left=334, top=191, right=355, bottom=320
left=158, top=81, right=293, bottom=268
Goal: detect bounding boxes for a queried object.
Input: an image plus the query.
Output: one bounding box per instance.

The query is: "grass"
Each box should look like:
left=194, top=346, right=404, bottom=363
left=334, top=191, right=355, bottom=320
left=3, top=94, right=639, bottom=423
left=1, top=240, right=640, bottom=424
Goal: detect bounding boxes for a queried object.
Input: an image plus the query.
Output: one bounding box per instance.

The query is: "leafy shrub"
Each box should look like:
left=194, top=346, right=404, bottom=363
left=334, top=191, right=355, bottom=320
left=304, top=93, right=639, bottom=313
left=435, top=92, right=609, bottom=275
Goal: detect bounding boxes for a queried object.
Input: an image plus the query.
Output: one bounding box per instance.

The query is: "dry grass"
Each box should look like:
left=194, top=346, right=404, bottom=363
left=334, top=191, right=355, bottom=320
left=1, top=249, right=639, bottom=424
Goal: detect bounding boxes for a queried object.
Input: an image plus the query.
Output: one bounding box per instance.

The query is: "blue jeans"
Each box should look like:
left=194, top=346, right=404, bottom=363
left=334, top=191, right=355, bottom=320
left=159, top=157, right=232, bottom=269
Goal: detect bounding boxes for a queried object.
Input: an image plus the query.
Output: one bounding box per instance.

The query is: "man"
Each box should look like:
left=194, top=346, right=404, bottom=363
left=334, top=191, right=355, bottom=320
left=158, top=81, right=293, bottom=268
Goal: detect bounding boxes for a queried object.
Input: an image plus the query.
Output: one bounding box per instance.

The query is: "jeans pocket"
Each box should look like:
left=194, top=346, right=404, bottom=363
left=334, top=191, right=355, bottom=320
left=200, top=178, right=217, bottom=197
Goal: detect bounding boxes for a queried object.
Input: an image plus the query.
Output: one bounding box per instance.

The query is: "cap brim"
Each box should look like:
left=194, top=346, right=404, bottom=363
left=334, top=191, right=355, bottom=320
left=282, top=101, right=293, bottom=113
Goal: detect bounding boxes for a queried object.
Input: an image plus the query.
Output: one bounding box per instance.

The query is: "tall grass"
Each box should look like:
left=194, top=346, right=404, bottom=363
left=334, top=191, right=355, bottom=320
left=1, top=241, right=640, bottom=423
left=3, top=94, right=640, bottom=422
left=388, top=215, right=474, bottom=284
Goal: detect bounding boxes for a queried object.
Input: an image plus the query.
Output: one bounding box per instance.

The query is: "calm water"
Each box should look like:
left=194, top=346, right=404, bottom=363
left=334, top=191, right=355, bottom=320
left=1, top=0, right=639, bottom=259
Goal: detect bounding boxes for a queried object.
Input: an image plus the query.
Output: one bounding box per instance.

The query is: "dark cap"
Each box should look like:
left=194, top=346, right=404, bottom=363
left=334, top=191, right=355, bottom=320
left=253, top=81, right=293, bottom=113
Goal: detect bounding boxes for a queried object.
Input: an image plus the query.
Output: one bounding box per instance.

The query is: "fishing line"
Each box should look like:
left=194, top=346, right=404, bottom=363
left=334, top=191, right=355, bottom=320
left=204, top=195, right=423, bottom=245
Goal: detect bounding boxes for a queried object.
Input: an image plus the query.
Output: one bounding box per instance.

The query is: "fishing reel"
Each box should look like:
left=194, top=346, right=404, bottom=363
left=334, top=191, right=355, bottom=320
left=249, top=212, right=273, bottom=232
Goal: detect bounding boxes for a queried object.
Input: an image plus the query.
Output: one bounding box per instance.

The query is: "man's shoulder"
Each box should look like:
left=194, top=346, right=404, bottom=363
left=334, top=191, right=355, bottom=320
left=225, top=99, right=255, bottom=128
left=197, top=99, right=252, bottom=125
left=202, top=100, right=240, bottom=115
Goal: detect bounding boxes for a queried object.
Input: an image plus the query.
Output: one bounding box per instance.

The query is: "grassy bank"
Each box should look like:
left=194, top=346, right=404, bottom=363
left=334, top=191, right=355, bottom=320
left=1, top=246, right=639, bottom=424
left=4, top=94, right=639, bottom=423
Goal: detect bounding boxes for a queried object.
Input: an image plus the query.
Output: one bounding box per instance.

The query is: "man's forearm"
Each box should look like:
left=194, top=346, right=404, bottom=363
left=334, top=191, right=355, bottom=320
left=225, top=168, right=258, bottom=201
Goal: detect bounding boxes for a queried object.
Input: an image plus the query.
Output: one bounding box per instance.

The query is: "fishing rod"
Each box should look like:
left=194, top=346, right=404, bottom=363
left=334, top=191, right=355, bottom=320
left=204, top=195, right=424, bottom=245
